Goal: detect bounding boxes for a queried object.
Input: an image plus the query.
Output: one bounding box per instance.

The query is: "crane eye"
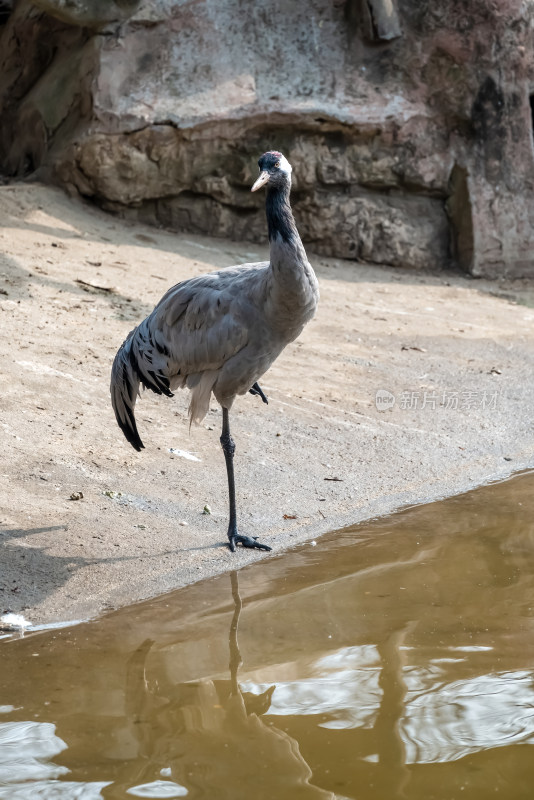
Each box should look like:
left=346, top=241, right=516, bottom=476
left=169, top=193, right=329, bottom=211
left=274, top=161, right=280, bottom=168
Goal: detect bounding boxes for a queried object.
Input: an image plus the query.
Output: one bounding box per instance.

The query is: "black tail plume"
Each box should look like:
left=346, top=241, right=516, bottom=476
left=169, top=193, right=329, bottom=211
left=110, top=332, right=145, bottom=452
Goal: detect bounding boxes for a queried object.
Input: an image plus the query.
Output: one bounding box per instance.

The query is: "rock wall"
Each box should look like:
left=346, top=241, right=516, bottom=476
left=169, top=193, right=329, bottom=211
left=1, top=0, right=533, bottom=277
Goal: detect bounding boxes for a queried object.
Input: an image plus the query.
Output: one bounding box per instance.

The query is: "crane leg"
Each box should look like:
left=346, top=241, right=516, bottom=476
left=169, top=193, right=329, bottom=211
left=220, top=408, right=272, bottom=552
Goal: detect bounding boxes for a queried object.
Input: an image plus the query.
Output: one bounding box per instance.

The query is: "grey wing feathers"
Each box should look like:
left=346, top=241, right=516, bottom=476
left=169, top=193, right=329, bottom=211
left=110, top=264, right=267, bottom=449
left=158, top=279, right=249, bottom=371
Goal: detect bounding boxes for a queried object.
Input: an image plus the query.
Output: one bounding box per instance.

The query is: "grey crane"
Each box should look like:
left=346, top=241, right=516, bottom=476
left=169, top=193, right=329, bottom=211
left=110, top=151, right=319, bottom=552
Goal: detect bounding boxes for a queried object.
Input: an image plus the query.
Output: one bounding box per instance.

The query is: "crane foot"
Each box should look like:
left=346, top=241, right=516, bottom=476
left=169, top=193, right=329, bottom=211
left=249, top=382, right=268, bottom=404
left=228, top=533, right=272, bottom=552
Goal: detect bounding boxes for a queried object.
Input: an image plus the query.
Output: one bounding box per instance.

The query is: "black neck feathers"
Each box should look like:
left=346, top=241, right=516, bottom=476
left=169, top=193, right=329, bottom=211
left=265, top=182, right=297, bottom=245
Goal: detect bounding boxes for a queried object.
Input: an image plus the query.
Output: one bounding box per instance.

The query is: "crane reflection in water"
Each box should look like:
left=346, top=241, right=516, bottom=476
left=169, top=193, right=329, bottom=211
left=112, top=571, right=333, bottom=800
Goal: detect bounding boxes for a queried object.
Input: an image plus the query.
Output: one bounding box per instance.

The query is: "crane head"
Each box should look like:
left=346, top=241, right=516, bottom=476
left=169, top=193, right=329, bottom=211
left=251, top=151, right=292, bottom=192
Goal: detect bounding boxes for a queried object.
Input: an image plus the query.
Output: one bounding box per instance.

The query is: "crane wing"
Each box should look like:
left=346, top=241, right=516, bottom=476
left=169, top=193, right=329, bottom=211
left=154, top=265, right=268, bottom=375
left=118, top=263, right=268, bottom=424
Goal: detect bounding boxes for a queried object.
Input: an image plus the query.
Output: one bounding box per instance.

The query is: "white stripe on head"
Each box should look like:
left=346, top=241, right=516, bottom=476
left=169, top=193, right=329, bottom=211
left=278, top=154, right=292, bottom=175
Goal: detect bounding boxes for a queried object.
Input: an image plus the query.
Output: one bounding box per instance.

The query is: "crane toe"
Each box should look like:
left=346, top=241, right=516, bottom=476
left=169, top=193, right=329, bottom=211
left=229, top=533, right=272, bottom=552
left=248, top=382, right=268, bottom=404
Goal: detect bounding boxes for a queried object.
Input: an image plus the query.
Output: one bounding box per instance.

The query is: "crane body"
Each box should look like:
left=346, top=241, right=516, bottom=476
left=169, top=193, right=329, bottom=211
left=111, top=152, right=319, bottom=551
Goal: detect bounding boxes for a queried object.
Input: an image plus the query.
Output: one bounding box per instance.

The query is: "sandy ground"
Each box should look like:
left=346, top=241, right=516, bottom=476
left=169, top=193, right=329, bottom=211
left=0, top=182, right=533, bottom=625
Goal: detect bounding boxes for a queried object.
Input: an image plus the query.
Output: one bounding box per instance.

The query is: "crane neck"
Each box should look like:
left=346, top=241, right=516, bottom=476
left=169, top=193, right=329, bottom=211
left=265, top=180, right=300, bottom=247
left=263, top=175, right=318, bottom=321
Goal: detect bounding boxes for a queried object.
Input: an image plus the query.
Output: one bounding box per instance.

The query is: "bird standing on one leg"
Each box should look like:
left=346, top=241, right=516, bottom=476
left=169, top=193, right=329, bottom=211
left=110, top=151, right=319, bottom=552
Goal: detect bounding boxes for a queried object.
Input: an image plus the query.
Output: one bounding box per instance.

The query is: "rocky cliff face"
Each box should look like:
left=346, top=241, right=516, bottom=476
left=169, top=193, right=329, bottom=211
left=1, top=0, right=533, bottom=277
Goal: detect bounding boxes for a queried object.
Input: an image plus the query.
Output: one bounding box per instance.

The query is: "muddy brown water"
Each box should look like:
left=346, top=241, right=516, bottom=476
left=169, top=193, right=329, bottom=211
left=1, top=472, right=534, bottom=799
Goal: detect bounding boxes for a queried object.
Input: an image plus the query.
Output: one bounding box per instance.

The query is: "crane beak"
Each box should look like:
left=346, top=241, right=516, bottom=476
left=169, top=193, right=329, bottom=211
left=251, top=170, right=270, bottom=192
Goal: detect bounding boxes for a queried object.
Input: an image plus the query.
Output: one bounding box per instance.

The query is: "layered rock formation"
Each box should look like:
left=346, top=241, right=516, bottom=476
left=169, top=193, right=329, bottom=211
left=1, top=0, right=533, bottom=277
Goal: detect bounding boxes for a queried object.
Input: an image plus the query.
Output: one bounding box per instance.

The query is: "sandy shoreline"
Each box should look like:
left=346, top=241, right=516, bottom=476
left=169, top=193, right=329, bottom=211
left=1, top=182, right=533, bottom=625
